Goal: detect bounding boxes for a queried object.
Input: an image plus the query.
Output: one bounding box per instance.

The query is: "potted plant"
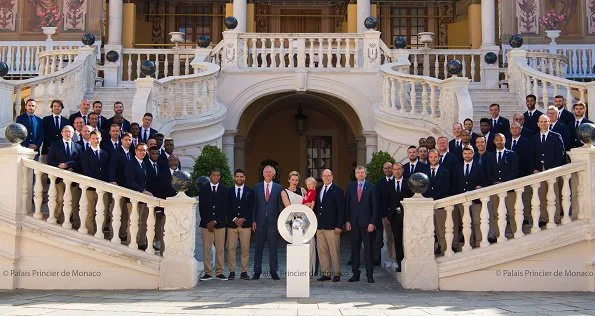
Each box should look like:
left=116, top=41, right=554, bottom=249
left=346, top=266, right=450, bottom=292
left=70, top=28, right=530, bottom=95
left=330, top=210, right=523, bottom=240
left=540, top=10, right=565, bottom=45
left=37, top=4, right=64, bottom=41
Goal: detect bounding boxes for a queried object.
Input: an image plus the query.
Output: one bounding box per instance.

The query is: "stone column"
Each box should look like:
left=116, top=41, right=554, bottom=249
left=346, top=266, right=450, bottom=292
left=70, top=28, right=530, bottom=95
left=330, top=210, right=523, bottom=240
left=400, top=196, right=439, bottom=290
left=234, top=136, right=247, bottom=171
left=357, top=0, right=370, bottom=33
left=131, top=78, right=156, bottom=124
left=108, top=0, right=123, bottom=45
left=481, top=0, right=496, bottom=48
left=233, top=0, right=247, bottom=32
left=223, top=130, right=236, bottom=170
left=105, top=0, right=124, bottom=87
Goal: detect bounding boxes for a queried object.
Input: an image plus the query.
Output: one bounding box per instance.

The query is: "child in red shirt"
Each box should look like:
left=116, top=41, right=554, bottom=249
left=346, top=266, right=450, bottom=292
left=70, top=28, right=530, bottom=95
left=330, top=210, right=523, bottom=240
left=302, top=177, right=317, bottom=208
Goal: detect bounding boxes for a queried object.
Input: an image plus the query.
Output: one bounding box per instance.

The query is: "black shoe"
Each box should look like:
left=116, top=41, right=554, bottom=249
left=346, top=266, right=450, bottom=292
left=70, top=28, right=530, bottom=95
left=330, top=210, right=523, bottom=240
left=271, top=272, right=280, bottom=280
left=348, top=275, right=360, bottom=282
left=216, top=274, right=228, bottom=281
left=367, top=277, right=375, bottom=283
left=200, top=274, right=212, bottom=281
left=138, top=243, right=148, bottom=251
left=227, top=272, right=235, bottom=280
left=347, top=260, right=352, bottom=265
left=252, top=273, right=260, bottom=280
left=332, top=276, right=340, bottom=282
left=538, top=221, right=547, bottom=228
left=240, top=272, right=250, bottom=280
left=487, top=236, right=497, bottom=244
left=317, top=276, right=331, bottom=281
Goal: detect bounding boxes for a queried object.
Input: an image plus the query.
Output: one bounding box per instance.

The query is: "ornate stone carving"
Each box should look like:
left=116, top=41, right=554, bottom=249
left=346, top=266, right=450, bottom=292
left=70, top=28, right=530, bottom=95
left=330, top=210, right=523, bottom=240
left=63, top=0, right=87, bottom=31
left=516, top=0, right=540, bottom=34
left=163, top=205, right=193, bottom=257
left=0, top=0, right=17, bottom=31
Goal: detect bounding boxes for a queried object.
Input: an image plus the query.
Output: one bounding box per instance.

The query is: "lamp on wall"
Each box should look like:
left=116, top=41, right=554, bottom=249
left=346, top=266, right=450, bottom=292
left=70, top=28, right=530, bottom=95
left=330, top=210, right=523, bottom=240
left=295, top=105, right=307, bottom=136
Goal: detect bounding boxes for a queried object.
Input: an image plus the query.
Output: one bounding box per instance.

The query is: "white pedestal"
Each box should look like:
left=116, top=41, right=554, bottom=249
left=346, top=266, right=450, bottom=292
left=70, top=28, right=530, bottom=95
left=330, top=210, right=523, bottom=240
left=286, top=244, right=310, bottom=297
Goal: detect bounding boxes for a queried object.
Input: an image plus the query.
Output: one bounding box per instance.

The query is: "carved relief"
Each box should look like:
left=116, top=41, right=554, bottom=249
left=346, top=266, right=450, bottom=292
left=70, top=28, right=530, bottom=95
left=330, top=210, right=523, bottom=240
left=163, top=207, right=193, bottom=257
left=225, top=42, right=236, bottom=63
left=516, top=0, right=540, bottom=34
left=367, top=42, right=378, bottom=63
left=437, top=3, right=454, bottom=47
left=0, top=0, right=17, bottom=31
left=403, top=208, right=434, bottom=259
left=63, top=0, right=86, bottom=31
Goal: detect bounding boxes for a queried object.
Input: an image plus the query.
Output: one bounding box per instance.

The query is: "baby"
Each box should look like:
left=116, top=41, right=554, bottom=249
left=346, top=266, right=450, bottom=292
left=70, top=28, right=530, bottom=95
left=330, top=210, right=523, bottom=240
left=302, top=177, right=317, bottom=209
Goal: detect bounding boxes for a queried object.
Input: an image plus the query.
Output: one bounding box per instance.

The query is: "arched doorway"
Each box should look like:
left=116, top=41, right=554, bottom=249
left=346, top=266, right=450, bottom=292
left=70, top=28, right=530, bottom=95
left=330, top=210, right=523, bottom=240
left=235, top=92, right=364, bottom=188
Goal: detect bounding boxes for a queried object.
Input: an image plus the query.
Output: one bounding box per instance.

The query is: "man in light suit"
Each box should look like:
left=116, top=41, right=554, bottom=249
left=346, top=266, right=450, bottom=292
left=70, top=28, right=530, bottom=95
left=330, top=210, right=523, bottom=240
left=345, top=166, right=378, bottom=283
left=16, top=99, right=43, bottom=156
left=252, top=165, right=283, bottom=280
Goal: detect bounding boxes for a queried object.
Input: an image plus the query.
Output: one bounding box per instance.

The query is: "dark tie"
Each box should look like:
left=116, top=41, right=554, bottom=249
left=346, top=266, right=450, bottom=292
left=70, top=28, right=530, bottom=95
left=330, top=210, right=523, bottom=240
left=237, top=187, right=241, bottom=200
left=529, top=111, right=532, bottom=118
left=65, top=142, right=71, bottom=159
left=498, top=151, right=502, bottom=164
left=82, top=115, right=87, bottom=124
left=144, top=130, right=148, bottom=142
left=512, top=139, right=517, bottom=150
left=439, top=155, right=444, bottom=164
left=141, top=162, right=146, bottom=174
left=456, top=140, right=460, bottom=148
left=86, top=142, right=90, bottom=150
left=431, top=168, right=435, bottom=179
left=549, top=124, right=553, bottom=131
left=321, top=185, right=328, bottom=201
left=153, top=163, right=158, bottom=174
left=465, top=164, right=470, bottom=177
left=576, top=120, right=580, bottom=128
left=54, top=116, right=59, bottom=130
left=395, top=180, right=400, bottom=193
left=410, top=164, right=415, bottom=175
left=212, top=185, right=216, bottom=193
left=357, top=183, right=363, bottom=202
left=125, top=152, right=130, bottom=160
left=98, top=118, right=101, bottom=128
left=541, top=134, right=546, bottom=144
left=493, top=119, right=497, bottom=128
left=95, top=150, right=99, bottom=160
left=114, top=143, right=118, bottom=150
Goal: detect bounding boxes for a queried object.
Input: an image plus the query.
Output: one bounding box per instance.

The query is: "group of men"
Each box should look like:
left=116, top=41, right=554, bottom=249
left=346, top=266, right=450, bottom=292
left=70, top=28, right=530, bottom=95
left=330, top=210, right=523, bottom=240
left=16, top=98, right=182, bottom=251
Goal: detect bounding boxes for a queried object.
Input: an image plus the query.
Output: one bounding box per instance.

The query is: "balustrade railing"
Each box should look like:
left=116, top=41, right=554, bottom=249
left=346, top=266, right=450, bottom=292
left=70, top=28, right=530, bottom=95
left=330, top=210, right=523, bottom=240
left=524, top=52, right=568, bottom=77
left=38, top=49, right=80, bottom=76
left=503, top=44, right=595, bottom=79
left=120, top=48, right=196, bottom=81
left=405, top=49, right=483, bottom=82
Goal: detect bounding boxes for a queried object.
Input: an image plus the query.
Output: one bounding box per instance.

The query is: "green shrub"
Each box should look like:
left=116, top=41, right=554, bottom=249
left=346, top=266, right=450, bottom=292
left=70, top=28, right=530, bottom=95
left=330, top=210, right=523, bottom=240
left=365, top=151, right=395, bottom=185
left=189, top=145, right=233, bottom=196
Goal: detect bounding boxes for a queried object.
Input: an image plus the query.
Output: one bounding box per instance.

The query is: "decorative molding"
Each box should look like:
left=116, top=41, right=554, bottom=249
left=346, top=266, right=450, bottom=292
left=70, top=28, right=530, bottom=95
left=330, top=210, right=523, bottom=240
left=516, top=0, right=539, bottom=34
left=588, top=0, right=595, bottom=34
left=63, top=0, right=86, bottom=31
left=0, top=0, right=17, bottom=31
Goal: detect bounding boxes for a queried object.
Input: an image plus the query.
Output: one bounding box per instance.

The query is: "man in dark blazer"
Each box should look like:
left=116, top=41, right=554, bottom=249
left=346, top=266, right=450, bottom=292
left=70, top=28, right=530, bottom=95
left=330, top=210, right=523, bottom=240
left=489, top=103, right=511, bottom=138
left=437, top=136, right=459, bottom=176
left=16, top=99, right=43, bottom=156
left=372, top=161, right=394, bottom=267
left=453, top=147, right=486, bottom=248
left=571, top=102, right=593, bottom=148
left=47, top=125, right=83, bottom=226
left=139, top=113, right=158, bottom=144
left=345, top=166, right=377, bottom=283
left=547, top=106, right=572, bottom=151
left=41, top=100, right=69, bottom=158
left=463, top=118, right=479, bottom=147
left=506, top=123, right=531, bottom=177
left=106, top=102, right=131, bottom=133
left=80, top=130, right=110, bottom=235
left=554, top=95, right=575, bottom=127
left=448, top=123, right=464, bottom=160
left=227, top=168, right=255, bottom=281
left=124, top=143, right=152, bottom=249
left=381, top=163, right=412, bottom=272
left=473, top=135, right=490, bottom=168
left=198, top=168, right=228, bottom=281
left=68, top=99, right=91, bottom=125
left=92, top=101, right=108, bottom=130
left=252, top=165, right=283, bottom=280
left=480, top=118, right=496, bottom=152
left=151, top=154, right=180, bottom=254
left=423, top=150, right=451, bottom=255
left=403, top=146, right=429, bottom=179
left=523, top=94, right=543, bottom=134
left=314, top=169, right=345, bottom=282
left=513, top=113, right=535, bottom=138
left=101, top=124, right=122, bottom=157
left=107, top=133, right=133, bottom=241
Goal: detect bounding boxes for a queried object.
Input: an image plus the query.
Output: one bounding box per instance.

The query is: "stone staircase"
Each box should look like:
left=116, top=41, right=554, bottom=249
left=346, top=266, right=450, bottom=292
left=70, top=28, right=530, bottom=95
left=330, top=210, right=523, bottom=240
left=470, top=88, right=522, bottom=124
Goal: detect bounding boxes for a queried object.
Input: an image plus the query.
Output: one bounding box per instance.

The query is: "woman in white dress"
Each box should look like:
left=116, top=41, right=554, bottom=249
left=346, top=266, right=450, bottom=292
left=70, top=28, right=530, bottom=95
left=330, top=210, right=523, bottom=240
left=280, top=171, right=317, bottom=276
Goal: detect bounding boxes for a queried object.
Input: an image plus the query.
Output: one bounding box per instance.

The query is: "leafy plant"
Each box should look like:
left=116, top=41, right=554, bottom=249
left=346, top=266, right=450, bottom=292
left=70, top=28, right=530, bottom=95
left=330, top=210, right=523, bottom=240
left=188, top=145, right=233, bottom=196
left=540, top=10, right=565, bottom=30
left=37, top=4, right=63, bottom=27
left=364, top=151, right=395, bottom=185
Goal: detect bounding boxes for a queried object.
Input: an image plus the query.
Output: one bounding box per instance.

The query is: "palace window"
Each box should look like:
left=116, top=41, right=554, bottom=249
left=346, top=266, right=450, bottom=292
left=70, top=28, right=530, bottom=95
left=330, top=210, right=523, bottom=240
left=306, top=136, right=332, bottom=181
left=175, top=5, right=212, bottom=43
left=391, top=8, right=427, bottom=47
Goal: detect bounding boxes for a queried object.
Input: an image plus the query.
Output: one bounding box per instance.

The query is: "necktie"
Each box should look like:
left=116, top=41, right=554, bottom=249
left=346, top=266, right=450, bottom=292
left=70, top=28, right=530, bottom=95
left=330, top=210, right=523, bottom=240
left=114, top=143, right=118, bottom=150
left=153, top=163, right=158, bottom=174
left=456, top=140, right=460, bottom=148
left=357, top=183, right=363, bottom=202
left=95, top=150, right=99, bottom=160
left=82, top=115, right=87, bottom=124
left=86, top=142, right=90, bottom=150
left=321, top=185, right=328, bottom=201
left=54, top=116, right=59, bottom=130
left=431, top=168, right=435, bottom=179
left=512, top=139, right=517, bottom=150
left=265, top=183, right=270, bottom=202
left=465, top=164, right=470, bottom=177
left=98, top=117, right=101, bottom=128
left=28, top=115, right=33, bottom=127
left=144, top=130, right=148, bottom=142
left=212, top=185, right=216, bottom=193
left=576, top=120, right=580, bottom=128
left=529, top=111, right=532, bottom=117
left=141, top=162, right=146, bottom=174
left=439, top=155, right=444, bottom=164
left=125, top=152, right=130, bottom=160
left=395, top=180, right=400, bottom=193
left=410, top=164, right=415, bottom=175
left=498, top=151, right=502, bottom=164
left=541, top=134, right=546, bottom=144
left=65, top=142, right=70, bottom=159
left=493, top=119, right=497, bottom=128
left=237, top=187, right=241, bottom=200
left=549, top=124, right=553, bottom=131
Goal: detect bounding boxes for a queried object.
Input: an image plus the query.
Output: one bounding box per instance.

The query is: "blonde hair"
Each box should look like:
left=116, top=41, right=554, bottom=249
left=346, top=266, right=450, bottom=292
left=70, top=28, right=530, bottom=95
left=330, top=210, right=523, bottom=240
left=304, top=177, right=317, bottom=187
left=288, top=170, right=300, bottom=180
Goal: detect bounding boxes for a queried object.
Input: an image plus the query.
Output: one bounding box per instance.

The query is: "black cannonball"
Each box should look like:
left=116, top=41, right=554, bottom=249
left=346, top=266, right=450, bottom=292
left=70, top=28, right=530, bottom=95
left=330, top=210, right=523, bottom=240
left=446, top=59, right=463, bottom=76
left=106, top=50, right=119, bottom=63
left=195, top=175, right=210, bottom=192
left=82, top=33, right=96, bottom=46
left=140, top=60, right=156, bottom=77
left=577, top=122, right=595, bottom=146
left=509, top=34, right=523, bottom=48
left=5, top=123, right=27, bottom=144
left=394, top=36, right=407, bottom=49
left=484, top=52, right=498, bottom=64
left=224, top=16, right=238, bottom=30
left=0, top=61, right=8, bottom=77
left=364, top=16, right=378, bottom=30
left=408, top=172, right=430, bottom=195
left=197, top=35, right=210, bottom=48
left=171, top=170, right=192, bottom=192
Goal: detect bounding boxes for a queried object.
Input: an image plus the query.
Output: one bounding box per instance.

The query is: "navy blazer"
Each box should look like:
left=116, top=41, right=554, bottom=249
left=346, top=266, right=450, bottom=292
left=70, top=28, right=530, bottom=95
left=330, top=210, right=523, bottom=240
left=97, top=115, right=108, bottom=130
left=438, top=152, right=458, bottom=175
left=228, top=186, right=255, bottom=228
left=483, top=132, right=496, bottom=152
left=558, top=108, right=575, bottom=127
left=550, top=121, right=572, bottom=151
left=473, top=151, right=490, bottom=169
left=453, top=161, right=487, bottom=194
left=139, top=127, right=158, bottom=143
left=252, top=181, right=283, bottom=229
left=106, top=117, right=131, bottom=133
left=530, top=131, right=565, bottom=172
left=68, top=111, right=88, bottom=125
left=506, top=136, right=531, bottom=177
left=523, top=110, right=544, bottom=135
left=486, top=149, right=519, bottom=184
left=41, top=115, right=68, bottom=155
left=470, top=132, right=479, bottom=150
left=81, top=147, right=110, bottom=182
left=403, top=161, right=429, bottom=179
left=101, top=139, right=121, bottom=156
left=15, top=113, right=43, bottom=151
left=490, top=117, right=511, bottom=138
left=145, top=158, right=164, bottom=196
left=108, top=147, right=132, bottom=185
left=158, top=152, right=181, bottom=171
left=448, top=140, right=463, bottom=162
left=198, top=183, right=228, bottom=229
left=423, top=166, right=450, bottom=200
left=47, top=140, right=83, bottom=172
left=520, top=126, right=535, bottom=138
left=381, top=178, right=412, bottom=218
left=314, top=183, right=345, bottom=230
left=573, top=118, right=594, bottom=148
left=345, top=181, right=378, bottom=228
left=125, top=158, right=147, bottom=192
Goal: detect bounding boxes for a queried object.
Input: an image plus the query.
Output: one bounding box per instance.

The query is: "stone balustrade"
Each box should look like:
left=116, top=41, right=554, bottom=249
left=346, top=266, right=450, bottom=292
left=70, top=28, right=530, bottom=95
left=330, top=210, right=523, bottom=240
left=503, top=44, right=595, bottom=79
left=119, top=48, right=196, bottom=82
left=37, top=49, right=81, bottom=76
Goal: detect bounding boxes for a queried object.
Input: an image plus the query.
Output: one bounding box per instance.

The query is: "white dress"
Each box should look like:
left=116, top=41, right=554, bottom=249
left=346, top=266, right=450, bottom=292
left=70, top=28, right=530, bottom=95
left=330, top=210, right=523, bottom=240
left=284, top=188, right=316, bottom=276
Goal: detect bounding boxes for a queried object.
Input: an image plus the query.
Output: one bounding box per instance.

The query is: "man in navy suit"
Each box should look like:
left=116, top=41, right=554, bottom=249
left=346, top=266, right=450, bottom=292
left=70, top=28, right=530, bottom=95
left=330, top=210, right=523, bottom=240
left=80, top=130, right=110, bottom=235
left=139, top=113, right=158, bottom=144
left=41, top=100, right=68, bottom=159
left=506, top=123, right=530, bottom=177
left=92, top=101, right=108, bottom=130
left=403, top=146, right=429, bottom=179
left=423, top=150, right=451, bottom=255
left=381, top=163, right=412, bottom=272
left=448, top=123, right=464, bottom=160
left=453, top=147, right=486, bottom=248
left=158, top=138, right=181, bottom=170
left=198, top=168, right=229, bottom=281
left=227, top=169, right=255, bottom=281
left=554, top=95, right=575, bottom=127
left=124, top=143, right=152, bottom=249
left=489, top=103, right=511, bottom=138
left=107, top=132, right=133, bottom=241
left=16, top=99, right=43, bottom=156
left=530, top=115, right=565, bottom=226
left=512, top=113, right=535, bottom=138
left=68, top=99, right=91, bottom=125
left=101, top=124, right=122, bottom=156
left=486, top=133, right=519, bottom=242
left=314, top=169, right=345, bottom=282
left=463, top=118, right=479, bottom=147
left=523, top=94, right=543, bottom=134
left=460, top=130, right=474, bottom=152
left=437, top=136, right=458, bottom=176
left=151, top=153, right=180, bottom=254
left=547, top=106, right=572, bottom=151
left=480, top=118, right=496, bottom=152
left=345, top=166, right=377, bottom=283
left=372, top=162, right=393, bottom=267
left=106, top=102, right=131, bottom=133
left=252, top=165, right=283, bottom=280
left=571, top=102, right=593, bottom=148
left=473, top=135, right=490, bottom=168
left=47, top=125, right=83, bottom=226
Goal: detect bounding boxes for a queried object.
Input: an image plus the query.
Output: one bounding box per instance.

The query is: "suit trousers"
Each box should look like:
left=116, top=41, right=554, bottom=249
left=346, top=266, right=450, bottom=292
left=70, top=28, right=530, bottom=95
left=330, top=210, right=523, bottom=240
left=351, top=226, right=373, bottom=277
left=253, top=221, right=278, bottom=275
left=316, top=229, right=341, bottom=277
left=383, top=219, right=395, bottom=261
left=488, top=191, right=516, bottom=238
left=84, top=190, right=110, bottom=235
left=55, top=181, right=81, bottom=227
left=387, top=211, right=404, bottom=264
left=202, top=227, right=226, bottom=275
left=371, top=223, right=384, bottom=264
left=227, top=226, right=251, bottom=273
left=126, top=202, right=149, bottom=246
